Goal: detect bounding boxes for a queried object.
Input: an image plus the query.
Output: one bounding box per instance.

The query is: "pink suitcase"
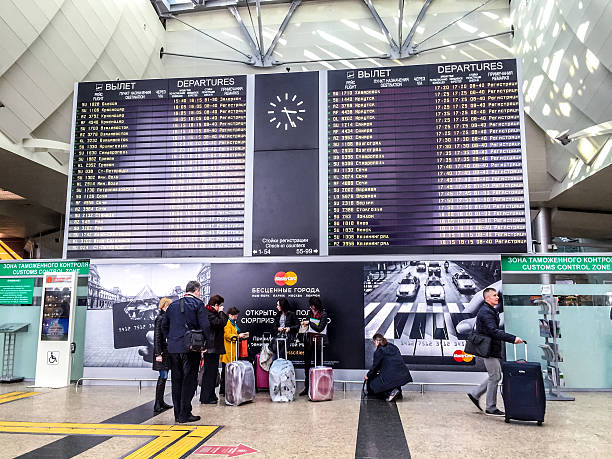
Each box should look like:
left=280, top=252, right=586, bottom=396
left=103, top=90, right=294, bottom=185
left=308, top=335, right=333, bottom=401
left=255, top=353, right=269, bottom=391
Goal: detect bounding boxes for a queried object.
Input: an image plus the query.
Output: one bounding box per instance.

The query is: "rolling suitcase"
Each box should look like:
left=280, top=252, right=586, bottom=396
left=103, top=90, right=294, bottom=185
left=501, top=343, right=545, bottom=425
left=269, top=337, right=296, bottom=402
left=255, top=353, right=270, bottom=391
left=225, top=337, right=255, bottom=406
left=308, top=334, right=334, bottom=402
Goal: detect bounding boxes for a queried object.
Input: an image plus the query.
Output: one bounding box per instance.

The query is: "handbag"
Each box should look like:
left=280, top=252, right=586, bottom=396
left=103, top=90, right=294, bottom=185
left=464, top=320, right=491, bottom=358
left=180, top=298, right=206, bottom=352
left=239, top=338, right=248, bottom=358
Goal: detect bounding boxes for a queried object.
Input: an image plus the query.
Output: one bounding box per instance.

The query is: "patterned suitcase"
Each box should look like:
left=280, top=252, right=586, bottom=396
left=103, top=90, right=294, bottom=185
left=269, top=338, right=296, bottom=402
left=308, top=335, right=333, bottom=402
left=225, top=338, right=255, bottom=406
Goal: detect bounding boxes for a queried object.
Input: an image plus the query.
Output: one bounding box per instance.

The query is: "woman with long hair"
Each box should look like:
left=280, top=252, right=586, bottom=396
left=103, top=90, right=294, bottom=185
left=153, top=297, right=173, bottom=412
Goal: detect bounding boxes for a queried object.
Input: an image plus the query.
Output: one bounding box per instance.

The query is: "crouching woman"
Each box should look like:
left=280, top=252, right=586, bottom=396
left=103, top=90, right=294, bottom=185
left=365, top=334, right=413, bottom=402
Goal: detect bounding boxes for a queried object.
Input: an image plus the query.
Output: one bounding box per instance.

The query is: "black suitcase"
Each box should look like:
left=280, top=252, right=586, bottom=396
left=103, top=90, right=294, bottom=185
left=501, top=343, right=546, bottom=425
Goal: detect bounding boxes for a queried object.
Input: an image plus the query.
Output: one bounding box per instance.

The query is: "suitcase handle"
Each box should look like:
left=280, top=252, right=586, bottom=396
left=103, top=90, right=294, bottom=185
left=230, top=336, right=239, bottom=362
left=313, top=334, right=324, bottom=366
left=512, top=341, right=528, bottom=361
left=276, top=337, right=288, bottom=360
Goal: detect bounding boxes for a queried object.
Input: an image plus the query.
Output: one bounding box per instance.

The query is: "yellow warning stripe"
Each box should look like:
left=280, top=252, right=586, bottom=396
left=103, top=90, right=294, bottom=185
left=0, top=392, right=23, bottom=400
left=156, top=435, right=207, bottom=459
left=0, top=421, right=188, bottom=431
left=0, top=421, right=221, bottom=458
left=0, top=240, right=21, bottom=260
left=0, top=392, right=39, bottom=404
left=156, top=426, right=219, bottom=459
left=123, top=431, right=184, bottom=459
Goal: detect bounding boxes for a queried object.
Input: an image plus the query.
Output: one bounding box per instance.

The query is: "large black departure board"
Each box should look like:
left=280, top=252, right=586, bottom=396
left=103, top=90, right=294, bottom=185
left=66, top=76, right=247, bottom=258
left=327, top=59, right=528, bottom=254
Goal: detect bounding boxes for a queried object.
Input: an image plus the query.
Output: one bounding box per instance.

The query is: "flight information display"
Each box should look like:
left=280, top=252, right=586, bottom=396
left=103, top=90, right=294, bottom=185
left=66, top=76, right=247, bottom=258
left=327, top=59, right=528, bottom=254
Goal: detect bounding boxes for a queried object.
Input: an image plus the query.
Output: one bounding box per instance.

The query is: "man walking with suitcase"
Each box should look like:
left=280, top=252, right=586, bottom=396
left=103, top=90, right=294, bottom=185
left=467, top=288, right=523, bottom=417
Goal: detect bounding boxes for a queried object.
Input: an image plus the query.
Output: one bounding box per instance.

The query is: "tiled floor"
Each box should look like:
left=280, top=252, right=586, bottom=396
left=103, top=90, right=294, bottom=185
left=0, top=382, right=610, bottom=458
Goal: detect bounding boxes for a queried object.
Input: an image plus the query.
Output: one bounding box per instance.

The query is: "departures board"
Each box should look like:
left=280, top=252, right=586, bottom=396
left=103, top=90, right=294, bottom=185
left=66, top=77, right=247, bottom=258
left=65, top=59, right=529, bottom=259
left=327, top=59, right=529, bottom=254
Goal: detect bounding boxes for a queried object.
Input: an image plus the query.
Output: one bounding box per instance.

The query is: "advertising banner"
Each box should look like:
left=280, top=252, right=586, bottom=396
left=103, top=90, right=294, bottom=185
left=364, top=259, right=502, bottom=371
left=85, top=262, right=210, bottom=368
left=211, top=262, right=364, bottom=369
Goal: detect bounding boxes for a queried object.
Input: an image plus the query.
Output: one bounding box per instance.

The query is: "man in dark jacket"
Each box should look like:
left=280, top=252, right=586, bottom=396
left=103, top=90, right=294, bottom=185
left=200, top=294, right=228, bottom=404
left=162, top=280, right=209, bottom=423
left=365, top=333, right=412, bottom=402
left=467, top=287, right=523, bottom=417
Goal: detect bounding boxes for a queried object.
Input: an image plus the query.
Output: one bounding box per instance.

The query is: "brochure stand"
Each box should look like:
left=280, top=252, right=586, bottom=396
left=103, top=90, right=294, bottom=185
left=535, top=286, right=574, bottom=401
left=0, top=323, right=29, bottom=383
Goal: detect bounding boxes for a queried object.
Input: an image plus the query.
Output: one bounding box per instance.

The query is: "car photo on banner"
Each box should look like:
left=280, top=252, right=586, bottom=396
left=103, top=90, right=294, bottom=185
left=363, top=259, right=502, bottom=371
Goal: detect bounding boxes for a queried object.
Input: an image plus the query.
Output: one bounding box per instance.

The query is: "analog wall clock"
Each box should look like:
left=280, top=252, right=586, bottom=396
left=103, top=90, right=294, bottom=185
left=267, top=93, right=307, bottom=130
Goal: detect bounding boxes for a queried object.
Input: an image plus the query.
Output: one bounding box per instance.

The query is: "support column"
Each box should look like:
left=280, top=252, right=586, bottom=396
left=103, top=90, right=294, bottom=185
left=534, top=207, right=552, bottom=290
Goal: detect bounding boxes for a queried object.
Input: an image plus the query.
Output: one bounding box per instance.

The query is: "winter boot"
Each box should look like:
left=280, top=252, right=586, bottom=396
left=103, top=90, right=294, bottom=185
left=154, top=376, right=172, bottom=412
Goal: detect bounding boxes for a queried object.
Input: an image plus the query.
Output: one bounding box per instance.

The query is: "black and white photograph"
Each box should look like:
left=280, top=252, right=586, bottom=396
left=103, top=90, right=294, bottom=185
left=363, top=259, right=502, bottom=370
left=84, top=262, right=211, bottom=368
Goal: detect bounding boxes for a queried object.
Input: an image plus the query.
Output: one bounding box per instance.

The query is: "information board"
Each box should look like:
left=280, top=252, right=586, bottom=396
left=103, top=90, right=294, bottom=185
left=66, top=76, right=247, bottom=258
left=0, top=278, right=35, bottom=304
left=327, top=59, right=528, bottom=254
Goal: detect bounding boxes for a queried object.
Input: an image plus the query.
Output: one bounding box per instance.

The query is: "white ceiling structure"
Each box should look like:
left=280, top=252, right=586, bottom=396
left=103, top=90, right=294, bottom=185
left=0, top=0, right=610, bottom=244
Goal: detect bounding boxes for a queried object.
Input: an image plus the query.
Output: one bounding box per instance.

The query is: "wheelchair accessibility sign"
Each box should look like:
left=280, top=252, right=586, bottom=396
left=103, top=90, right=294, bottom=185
left=47, top=351, right=59, bottom=365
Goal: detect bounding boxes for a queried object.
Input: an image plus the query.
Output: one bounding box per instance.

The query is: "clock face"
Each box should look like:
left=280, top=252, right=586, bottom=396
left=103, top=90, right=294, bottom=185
left=267, top=93, right=306, bottom=130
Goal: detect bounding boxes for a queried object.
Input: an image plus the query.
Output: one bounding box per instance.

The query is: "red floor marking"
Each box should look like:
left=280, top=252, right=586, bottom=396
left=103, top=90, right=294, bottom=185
left=195, top=443, right=258, bottom=457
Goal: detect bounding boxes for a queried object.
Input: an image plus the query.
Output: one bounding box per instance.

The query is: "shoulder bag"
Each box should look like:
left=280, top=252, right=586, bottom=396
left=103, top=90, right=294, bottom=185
left=181, top=298, right=206, bottom=352
left=464, top=320, right=491, bottom=358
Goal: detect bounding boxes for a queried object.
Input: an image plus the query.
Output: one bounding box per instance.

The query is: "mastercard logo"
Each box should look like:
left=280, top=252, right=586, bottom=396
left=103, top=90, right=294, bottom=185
left=453, top=350, right=474, bottom=363
left=274, top=271, right=297, bottom=286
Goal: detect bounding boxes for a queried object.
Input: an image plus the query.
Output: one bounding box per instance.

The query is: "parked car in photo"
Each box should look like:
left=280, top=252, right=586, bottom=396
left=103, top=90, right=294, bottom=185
left=428, top=261, right=441, bottom=277
left=416, top=261, right=427, bottom=272
left=409, top=260, right=418, bottom=266
left=452, top=272, right=476, bottom=292
left=425, top=277, right=446, bottom=304
left=397, top=275, right=420, bottom=301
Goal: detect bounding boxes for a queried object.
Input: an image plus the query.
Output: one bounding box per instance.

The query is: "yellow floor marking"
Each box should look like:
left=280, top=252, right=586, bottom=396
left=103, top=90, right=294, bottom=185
left=156, top=435, right=207, bottom=459
left=0, top=392, right=39, bottom=404
left=0, top=392, right=23, bottom=400
left=0, top=421, right=188, bottom=431
left=123, top=431, right=185, bottom=459
left=0, top=421, right=221, bottom=458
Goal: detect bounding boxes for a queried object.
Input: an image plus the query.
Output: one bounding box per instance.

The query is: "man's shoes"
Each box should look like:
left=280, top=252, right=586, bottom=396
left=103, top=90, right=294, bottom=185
left=386, top=388, right=400, bottom=402
left=299, top=388, right=308, bottom=396
left=177, top=414, right=200, bottom=423
left=485, top=409, right=505, bottom=417
left=201, top=400, right=217, bottom=405
left=467, top=393, right=482, bottom=411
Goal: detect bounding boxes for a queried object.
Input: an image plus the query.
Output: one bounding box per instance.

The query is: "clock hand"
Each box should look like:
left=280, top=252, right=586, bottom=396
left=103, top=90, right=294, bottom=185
left=282, top=107, right=296, bottom=127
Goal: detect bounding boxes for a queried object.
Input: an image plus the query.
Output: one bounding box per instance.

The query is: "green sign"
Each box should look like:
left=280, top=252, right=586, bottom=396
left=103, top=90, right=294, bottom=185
left=502, top=255, right=612, bottom=273
left=0, top=261, right=89, bottom=277
left=0, top=278, right=36, bottom=304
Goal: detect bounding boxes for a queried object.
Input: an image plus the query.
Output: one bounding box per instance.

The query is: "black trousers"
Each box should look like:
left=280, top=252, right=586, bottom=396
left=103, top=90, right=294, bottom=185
left=169, top=352, right=200, bottom=421
left=200, top=353, right=220, bottom=403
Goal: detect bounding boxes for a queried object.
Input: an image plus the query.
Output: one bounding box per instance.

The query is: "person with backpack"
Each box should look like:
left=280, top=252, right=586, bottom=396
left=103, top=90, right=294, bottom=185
left=161, top=281, right=209, bottom=423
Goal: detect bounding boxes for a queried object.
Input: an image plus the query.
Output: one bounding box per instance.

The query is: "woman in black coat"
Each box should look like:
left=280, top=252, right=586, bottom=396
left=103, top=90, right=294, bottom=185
left=299, top=296, right=329, bottom=396
left=200, top=294, right=228, bottom=404
left=365, top=333, right=412, bottom=402
left=271, top=298, right=299, bottom=356
left=153, top=297, right=173, bottom=412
